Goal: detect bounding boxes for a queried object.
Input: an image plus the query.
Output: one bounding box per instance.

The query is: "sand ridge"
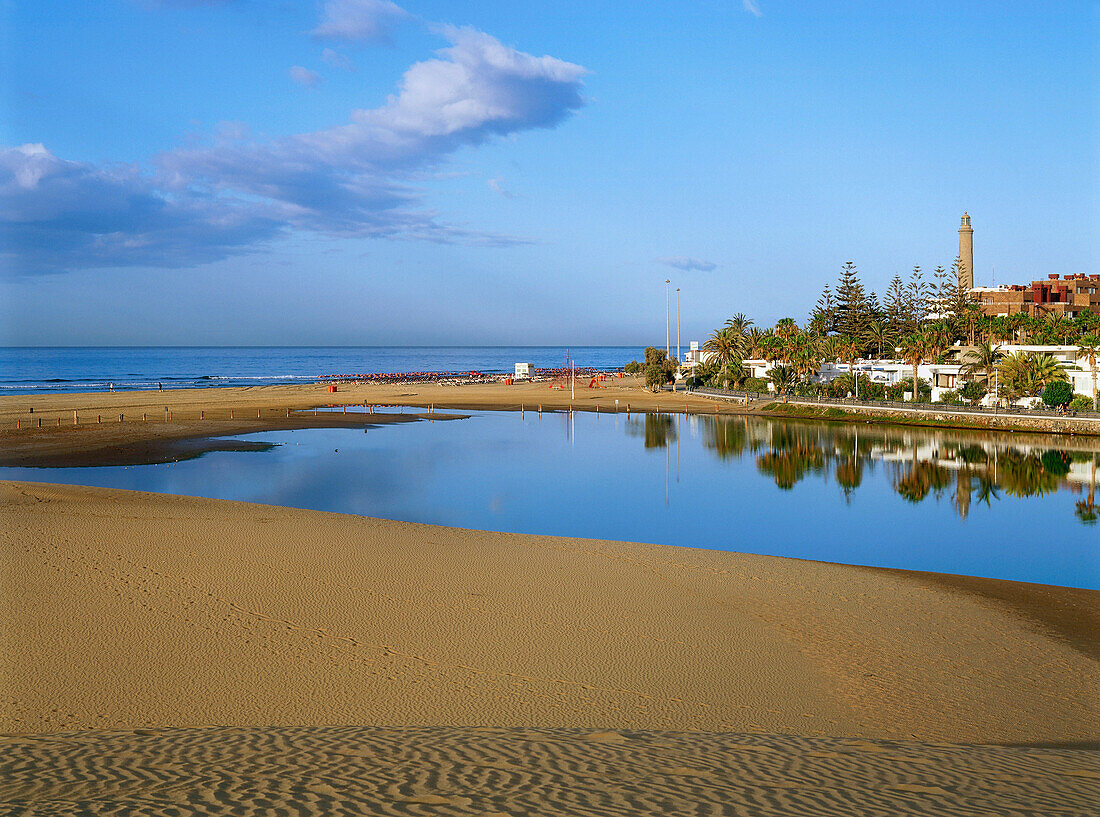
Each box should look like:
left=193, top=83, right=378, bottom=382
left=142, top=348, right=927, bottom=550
left=2, top=726, right=1098, bottom=816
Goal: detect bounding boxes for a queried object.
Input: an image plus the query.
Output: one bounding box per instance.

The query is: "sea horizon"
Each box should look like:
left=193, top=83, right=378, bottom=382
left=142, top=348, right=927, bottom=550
left=0, top=345, right=649, bottom=395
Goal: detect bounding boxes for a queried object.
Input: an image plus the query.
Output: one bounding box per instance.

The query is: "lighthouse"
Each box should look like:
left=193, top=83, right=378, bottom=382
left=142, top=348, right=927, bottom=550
left=958, top=212, right=974, bottom=291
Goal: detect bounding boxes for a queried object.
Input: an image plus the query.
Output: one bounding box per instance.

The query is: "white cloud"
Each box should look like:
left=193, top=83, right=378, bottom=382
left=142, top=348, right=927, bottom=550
left=321, top=48, right=355, bottom=72
left=2, top=28, right=587, bottom=273
left=311, top=0, right=409, bottom=43
left=742, top=0, right=763, bottom=18
left=288, top=65, right=323, bottom=87
left=658, top=256, right=717, bottom=272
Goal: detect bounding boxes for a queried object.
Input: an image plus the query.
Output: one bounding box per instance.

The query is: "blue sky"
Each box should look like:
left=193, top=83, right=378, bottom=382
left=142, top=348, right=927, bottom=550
left=1, top=0, right=1097, bottom=346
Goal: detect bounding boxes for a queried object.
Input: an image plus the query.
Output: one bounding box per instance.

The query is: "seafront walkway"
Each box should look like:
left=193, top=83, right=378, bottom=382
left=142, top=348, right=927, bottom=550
left=690, top=387, right=1100, bottom=425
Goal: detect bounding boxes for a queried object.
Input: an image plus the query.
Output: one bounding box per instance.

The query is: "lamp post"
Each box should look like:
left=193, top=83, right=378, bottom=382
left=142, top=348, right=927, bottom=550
left=676, top=288, right=681, bottom=365
left=665, top=279, right=671, bottom=360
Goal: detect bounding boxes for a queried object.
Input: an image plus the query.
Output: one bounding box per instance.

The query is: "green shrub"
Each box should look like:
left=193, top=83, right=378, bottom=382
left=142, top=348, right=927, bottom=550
left=624, top=360, right=641, bottom=374
left=1041, top=380, right=1074, bottom=407
left=937, top=390, right=963, bottom=406
left=1069, top=395, right=1094, bottom=411
left=959, top=379, right=988, bottom=405
left=742, top=377, right=769, bottom=393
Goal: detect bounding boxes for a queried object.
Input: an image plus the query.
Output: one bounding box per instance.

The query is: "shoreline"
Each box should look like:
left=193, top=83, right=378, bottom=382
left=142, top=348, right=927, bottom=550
left=3, top=379, right=1100, bottom=468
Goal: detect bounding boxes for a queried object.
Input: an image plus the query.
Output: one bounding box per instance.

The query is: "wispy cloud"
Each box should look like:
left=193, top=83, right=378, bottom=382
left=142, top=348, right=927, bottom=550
left=321, top=48, right=355, bottom=71
left=742, top=0, right=763, bottom=18
left=487, top=177, right=517, bottom=199
left=1, top=28, right=586, bottom=274
left=311, top=0, right=409, bottom=43
left=288, top=65, right=323, bottom=87
left=658, top=256, right=717, bottom=272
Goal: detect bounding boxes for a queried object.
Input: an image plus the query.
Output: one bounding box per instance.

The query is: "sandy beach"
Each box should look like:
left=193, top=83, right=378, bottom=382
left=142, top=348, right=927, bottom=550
left=3, top=382, right=1099, bottom=814
left=3, top=475, right=1099, bottom=813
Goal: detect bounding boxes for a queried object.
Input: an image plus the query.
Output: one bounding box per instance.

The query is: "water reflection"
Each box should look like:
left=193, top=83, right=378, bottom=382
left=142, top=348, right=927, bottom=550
left=640, top=413, right=1100, bottom=526
left=625, top=414, right=677, bottom=449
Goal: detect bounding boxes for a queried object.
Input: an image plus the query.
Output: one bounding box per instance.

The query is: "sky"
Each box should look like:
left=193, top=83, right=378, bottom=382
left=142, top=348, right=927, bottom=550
left=1, top=0, right=1097, bottom=347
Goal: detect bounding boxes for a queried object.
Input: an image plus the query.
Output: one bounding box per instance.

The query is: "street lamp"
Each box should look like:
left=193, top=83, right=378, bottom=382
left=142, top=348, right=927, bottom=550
left=665, top=279, right=671, bottom=360
left=676, top=288, right=681, bottom=365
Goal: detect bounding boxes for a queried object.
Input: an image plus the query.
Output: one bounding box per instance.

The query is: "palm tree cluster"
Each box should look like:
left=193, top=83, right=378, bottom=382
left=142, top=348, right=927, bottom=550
left=693, top=261, right=1100, bottom=406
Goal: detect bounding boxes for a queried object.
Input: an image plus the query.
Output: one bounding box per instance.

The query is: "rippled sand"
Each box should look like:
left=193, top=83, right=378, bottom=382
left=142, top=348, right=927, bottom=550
left=4, top=726, right=1098, bottom=816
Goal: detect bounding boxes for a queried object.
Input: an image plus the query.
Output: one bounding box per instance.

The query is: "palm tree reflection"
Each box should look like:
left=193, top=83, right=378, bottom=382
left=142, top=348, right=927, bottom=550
left=654, top=415, right=1099, bottom=524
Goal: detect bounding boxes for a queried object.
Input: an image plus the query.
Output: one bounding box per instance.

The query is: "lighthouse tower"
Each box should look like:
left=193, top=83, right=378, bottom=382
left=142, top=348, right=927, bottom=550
left=958, top=212, right=974, bottom=291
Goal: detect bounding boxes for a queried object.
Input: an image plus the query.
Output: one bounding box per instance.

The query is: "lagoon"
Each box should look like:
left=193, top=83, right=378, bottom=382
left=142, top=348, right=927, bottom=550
left=3, top=410, right=1096, bottom=589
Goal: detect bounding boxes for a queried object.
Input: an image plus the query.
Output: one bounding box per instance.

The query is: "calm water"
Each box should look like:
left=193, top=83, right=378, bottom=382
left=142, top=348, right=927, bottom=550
left=3, top=411, right=1097, bottom=589
left=0, top=346, right=638, bottom=394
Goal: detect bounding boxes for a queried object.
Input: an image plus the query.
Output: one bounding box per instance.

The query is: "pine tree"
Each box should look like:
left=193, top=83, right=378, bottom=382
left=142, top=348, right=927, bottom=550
left=835, top=262, right=871, bottom=341
left=884, top=274, right=909, bottom=334
left=811, top=284, right=836, bottom=334
left=932, top=264, right=958, bottom=318
left=906, top=265, right=930, bottom=328
left=950, top=256, right=973, bottom=318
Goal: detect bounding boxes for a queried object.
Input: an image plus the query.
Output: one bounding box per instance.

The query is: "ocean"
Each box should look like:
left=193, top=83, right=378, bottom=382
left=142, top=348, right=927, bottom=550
left=0, top=347, right=643, bottom=395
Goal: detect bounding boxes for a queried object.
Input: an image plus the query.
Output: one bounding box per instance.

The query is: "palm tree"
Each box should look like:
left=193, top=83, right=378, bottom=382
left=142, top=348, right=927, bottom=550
left=787, top=332, right=821, bottom=381
left=897, top=331, right=930, bottom=402
left=817, top=335, right=840, bottom=364
left=1076, top=335, right=1100, bottom=410
left=836, top=336, right=861, bottom=397
left=744, top=328, right=767, bottom=359
left=961, top=341, right=1002, bottom=388
left=774, top=318, right=798, bottom=340
left=995, top=352, right=1065, bottom=402
left=1031, top=353, right=1068, bottom=392
left=767, top=364, right=797, bottom=397
left=961, top=303, right=982, bottom=346
left=864, top=321, right=892, bottom=359
left=724, top=313, right=754, bottom=337
left=702, top=327, right=741, bottom=370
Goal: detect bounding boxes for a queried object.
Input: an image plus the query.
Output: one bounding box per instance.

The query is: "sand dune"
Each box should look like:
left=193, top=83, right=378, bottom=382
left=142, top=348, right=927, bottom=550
left=3, top=480, right=1097, bottom=745
left=3, top=726, right=1098, bottom=816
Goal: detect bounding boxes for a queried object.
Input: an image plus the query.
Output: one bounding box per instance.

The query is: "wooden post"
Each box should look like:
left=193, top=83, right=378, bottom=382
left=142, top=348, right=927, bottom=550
left=16, top=419, right=19, bottom=429
left=286, top=408, right=290, bottom=418
left=200, top=410, right=204, bottom=420
left=230, top=409, right=234, bottom=419
left=257, top=409, right=260, bottom=419
left=56, top=417, right=60, bottom=427
left=74, top=411, right=78, bottom=426
left=119, top=414, right=123, bottom=422
left=98, top=415, right=101, bottom=423
left=143, top=413, right=147, bottom=422
left=38, top=418, right=41, bottom=428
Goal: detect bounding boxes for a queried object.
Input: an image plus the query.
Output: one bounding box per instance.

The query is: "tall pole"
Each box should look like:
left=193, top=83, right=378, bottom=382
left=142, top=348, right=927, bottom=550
left=665, top=279, right=671, bottom=360
left=676, top=288, right=681, bottom=365
left=571, top=359, right=575, bottom=402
